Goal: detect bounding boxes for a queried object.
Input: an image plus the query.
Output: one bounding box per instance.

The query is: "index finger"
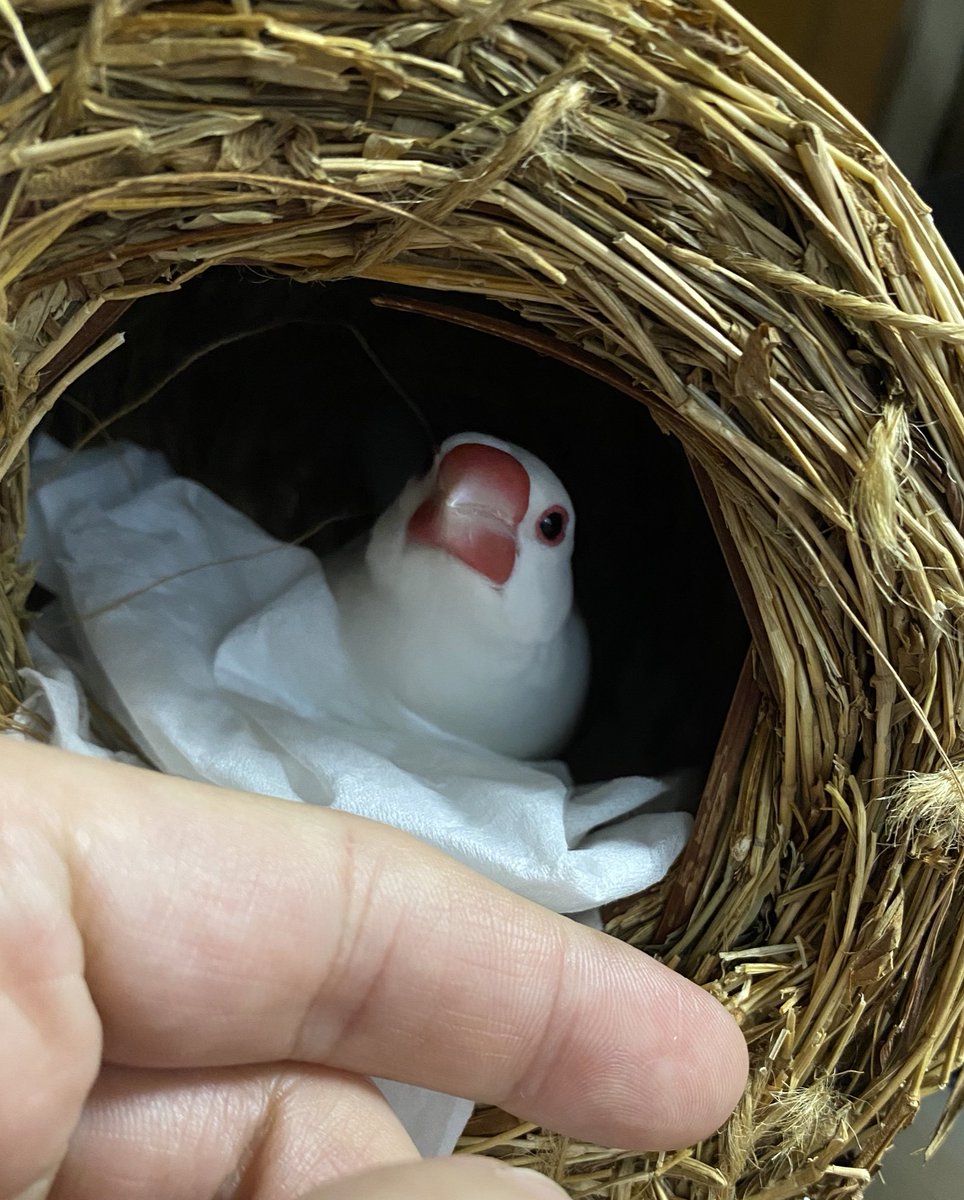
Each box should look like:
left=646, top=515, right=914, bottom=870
left=2, top=741, right=746, bottom=1171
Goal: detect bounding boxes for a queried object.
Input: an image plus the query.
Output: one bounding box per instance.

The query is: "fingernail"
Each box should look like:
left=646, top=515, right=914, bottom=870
left=498, top=1166, right=568, bottom=1197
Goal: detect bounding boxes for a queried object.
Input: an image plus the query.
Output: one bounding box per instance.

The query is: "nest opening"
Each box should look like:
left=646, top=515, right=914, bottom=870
left=38, top=266, right=750, bottom=785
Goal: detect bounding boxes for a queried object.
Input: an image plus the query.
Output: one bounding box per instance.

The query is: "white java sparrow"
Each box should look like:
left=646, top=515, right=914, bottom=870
left=328, top=432, right=590, bottom=760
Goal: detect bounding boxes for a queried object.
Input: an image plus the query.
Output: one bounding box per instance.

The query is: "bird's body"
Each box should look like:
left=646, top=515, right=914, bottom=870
left=328, top=433, right=589, bottom=760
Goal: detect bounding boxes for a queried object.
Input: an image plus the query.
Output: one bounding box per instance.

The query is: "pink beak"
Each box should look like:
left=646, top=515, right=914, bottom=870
left=407, top=442, right=531, bottom=586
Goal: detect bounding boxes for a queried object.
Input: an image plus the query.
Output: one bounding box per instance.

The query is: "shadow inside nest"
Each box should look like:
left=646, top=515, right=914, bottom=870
left=43, top=268, right=749, bottom=787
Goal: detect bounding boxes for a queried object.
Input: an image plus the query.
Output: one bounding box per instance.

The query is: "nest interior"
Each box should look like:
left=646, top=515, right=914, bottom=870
left=45, top=267, right=749, bottom=781
left=4, top=0, right=964, bottom=1197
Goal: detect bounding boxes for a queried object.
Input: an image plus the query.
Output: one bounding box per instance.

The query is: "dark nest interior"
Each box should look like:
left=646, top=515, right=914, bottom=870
left=42, top=268, right=750, bottom=786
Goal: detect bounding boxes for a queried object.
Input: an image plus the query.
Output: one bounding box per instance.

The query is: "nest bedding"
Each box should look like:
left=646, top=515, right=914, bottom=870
left=23, top=432, right=693, bottom=915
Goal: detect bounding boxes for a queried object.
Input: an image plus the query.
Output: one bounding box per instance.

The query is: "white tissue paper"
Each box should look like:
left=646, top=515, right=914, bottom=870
left=17, top=433, right=694, bottom=1155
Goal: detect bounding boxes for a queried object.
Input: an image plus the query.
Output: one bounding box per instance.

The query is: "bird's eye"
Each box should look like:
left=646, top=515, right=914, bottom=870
left=536, top=505, right=568, bottom=546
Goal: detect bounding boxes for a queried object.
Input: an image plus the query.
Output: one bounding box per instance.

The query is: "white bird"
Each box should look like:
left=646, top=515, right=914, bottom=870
left=328, top=432, right=590, bottom=760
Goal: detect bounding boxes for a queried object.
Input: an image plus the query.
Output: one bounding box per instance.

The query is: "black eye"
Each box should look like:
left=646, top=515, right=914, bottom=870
left=536, top=505, right=568, bottom=546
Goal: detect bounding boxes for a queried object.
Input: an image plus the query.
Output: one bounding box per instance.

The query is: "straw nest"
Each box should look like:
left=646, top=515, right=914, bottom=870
left=3, top=0, right=964, bottom=1196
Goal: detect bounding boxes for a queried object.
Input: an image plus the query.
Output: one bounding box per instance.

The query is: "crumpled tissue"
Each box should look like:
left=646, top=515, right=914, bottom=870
left=23, top=435, right=693, bottom=913
left=17, top=434, right=695, bottom=1155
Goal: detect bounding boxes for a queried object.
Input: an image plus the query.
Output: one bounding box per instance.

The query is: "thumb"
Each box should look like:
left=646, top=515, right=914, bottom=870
left=303, top=1157, right=567, bottom=1200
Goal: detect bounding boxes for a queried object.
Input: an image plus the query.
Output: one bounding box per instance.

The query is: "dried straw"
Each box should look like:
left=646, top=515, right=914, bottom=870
left=3, top=0, right=964, bottom=1195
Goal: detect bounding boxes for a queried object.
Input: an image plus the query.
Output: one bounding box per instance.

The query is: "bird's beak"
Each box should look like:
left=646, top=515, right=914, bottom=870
left=406, top=442, right=531, bottom=586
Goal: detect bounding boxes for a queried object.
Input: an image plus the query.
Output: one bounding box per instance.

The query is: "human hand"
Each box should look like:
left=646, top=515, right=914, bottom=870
left=1, top=739, right=747, bottom=1200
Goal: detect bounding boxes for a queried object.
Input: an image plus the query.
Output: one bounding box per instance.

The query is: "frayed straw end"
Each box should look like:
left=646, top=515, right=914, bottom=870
left=851, top=403, right=912, bottom=572
left=885, top=766, right=964, bottom=862
left=752, top=1078, right=853, bottom=1171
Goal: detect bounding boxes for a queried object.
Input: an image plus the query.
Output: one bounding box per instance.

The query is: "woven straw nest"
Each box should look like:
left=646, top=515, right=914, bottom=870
left=4, top=0, right=964, bottom=1196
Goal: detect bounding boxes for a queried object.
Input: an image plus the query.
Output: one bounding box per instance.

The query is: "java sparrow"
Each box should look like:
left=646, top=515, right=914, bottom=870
left=328, top=432, right=590, bottom=759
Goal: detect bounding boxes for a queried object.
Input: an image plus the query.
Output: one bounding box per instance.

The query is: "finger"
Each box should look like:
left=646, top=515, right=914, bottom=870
left=303, top=1157, right=567, bottom=1200
left=3, top=741, right=747, bottom=1163
left=0, top=763, right=102, bottom=1198
left=50, top=1064, right=418, bottom=1200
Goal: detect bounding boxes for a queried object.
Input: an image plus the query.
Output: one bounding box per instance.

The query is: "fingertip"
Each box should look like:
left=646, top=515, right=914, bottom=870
left=509, top=929, right=749, bottom=1153
left=616, top=942, right=749, bottom=1149
left=640, top=973, right=749, bottom=1148
left=699, top=987, right=750, bottom=1129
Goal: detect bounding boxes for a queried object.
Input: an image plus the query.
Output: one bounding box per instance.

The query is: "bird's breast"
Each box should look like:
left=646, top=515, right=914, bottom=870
left=336, top=573, right=587, bottom=759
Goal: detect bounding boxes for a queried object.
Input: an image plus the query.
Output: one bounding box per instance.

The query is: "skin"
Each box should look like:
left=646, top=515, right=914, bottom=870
left=0, top=740, right=748, bottom=1200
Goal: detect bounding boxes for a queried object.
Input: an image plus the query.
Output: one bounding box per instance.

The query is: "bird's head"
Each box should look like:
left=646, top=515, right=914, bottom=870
left=365, top=433, right=577, bottom=645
